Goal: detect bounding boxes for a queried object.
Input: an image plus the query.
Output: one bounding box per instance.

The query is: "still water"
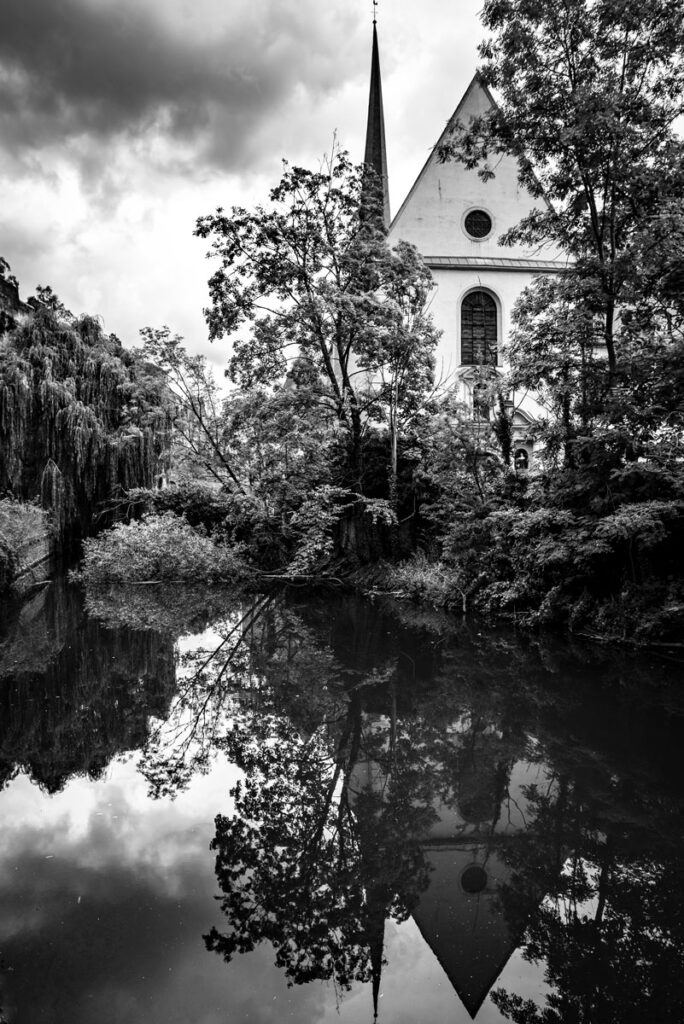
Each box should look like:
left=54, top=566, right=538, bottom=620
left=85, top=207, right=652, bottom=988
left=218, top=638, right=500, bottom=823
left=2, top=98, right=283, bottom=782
left=0, top=579, right=683, bottom=1024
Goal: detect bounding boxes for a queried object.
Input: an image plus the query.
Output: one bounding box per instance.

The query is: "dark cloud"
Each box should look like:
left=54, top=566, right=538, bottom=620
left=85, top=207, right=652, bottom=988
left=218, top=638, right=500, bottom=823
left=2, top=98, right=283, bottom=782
left=0, top=0, right=362, bottom=179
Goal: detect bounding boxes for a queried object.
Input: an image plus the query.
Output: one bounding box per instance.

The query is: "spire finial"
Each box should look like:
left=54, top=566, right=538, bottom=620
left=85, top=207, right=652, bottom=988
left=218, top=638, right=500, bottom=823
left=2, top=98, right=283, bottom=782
left=372, top=0, right=378, bottom=25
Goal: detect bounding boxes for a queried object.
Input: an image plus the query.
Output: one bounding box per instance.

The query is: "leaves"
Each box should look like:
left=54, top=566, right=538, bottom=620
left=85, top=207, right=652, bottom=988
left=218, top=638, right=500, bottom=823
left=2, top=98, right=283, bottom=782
left=195, top=148, right=439, bottom=494
left=0, top=307, right=174, bottom=536
left=77, top=512, right=250, bottom=583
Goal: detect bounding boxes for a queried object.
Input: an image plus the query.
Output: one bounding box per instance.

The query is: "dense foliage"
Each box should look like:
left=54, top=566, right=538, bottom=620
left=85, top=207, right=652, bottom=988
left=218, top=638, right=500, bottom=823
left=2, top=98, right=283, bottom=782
left=128, top=156, right=442, bottom=573
left=384, top=0, right=684, bottom=641
left=194, top=149, right=440, bottom=503
left=77, top=512, right=249, bottom=583
left=0, top=293, right=174, bottom=536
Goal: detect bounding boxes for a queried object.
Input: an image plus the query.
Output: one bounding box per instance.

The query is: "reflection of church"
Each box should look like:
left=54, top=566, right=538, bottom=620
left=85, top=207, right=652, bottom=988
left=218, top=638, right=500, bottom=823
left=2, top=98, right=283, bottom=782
left=364, top=20, right=567, bottom=468
left=351, top=713, right=553, bottom=1020
left=412, top=752, right=551, bottom=1018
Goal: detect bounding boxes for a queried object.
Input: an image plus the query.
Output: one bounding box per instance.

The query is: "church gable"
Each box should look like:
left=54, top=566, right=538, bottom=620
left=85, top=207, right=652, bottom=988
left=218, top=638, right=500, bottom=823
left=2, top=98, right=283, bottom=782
left=389, top=74, right=557, bottom=262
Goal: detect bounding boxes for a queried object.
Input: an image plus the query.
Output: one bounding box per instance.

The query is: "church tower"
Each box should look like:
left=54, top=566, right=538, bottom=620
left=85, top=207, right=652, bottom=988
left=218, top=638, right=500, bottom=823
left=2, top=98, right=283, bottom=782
left=363, top=14, right=390, bottom=229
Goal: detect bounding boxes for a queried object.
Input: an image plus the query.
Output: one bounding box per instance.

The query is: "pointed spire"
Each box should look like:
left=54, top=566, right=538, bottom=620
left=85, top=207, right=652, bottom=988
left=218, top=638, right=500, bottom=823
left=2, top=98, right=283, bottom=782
left=363, top=16, right=390, bottom=228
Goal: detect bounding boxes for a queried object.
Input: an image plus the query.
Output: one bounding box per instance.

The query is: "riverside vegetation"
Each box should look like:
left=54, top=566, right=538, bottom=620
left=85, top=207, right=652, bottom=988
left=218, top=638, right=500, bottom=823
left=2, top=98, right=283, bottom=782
left=2, top=0, right=684, bottom=644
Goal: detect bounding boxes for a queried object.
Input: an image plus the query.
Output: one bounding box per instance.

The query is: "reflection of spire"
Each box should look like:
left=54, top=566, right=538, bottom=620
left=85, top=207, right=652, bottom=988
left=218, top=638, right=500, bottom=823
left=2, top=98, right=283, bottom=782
left=367, top=887, right=385, bottom=1021
left=363, top=20, right=390, bottom=228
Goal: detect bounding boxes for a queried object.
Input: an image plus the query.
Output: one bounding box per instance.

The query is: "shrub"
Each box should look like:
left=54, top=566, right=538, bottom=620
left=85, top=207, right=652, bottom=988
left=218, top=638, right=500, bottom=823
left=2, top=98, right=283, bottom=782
left=77, top=512, right=250, bottom=583
left=383, top=556, right=447, bottom=604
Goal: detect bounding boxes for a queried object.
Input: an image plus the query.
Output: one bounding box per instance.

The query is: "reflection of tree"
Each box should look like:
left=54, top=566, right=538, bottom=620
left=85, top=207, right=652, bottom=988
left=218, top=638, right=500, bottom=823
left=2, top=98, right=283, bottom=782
left=205, top=692, right=435, bottom=994
left=202, top=597, right=684, bottom=1017
left=140, top=595, right=276, bottom=796
left=493, top=764, right=684, bottom=1024
left=0, top=580, right=175, bottom=793
left=83, top=582, right=243, bottom=638
left=197, top=600, right=537, bottom=1001
left=55, top=581, right=684, bottom=1017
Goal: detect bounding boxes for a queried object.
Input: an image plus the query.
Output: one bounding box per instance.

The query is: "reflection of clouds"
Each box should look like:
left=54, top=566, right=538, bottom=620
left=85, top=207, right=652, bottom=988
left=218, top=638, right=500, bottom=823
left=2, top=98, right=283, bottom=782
left=0, top=756, right=240, bottom=874
left=0, top=758, right=242, bottom=953
left=0, top=755, right=330, bottom=1024
left=0, top=754, right=542, bottom=1023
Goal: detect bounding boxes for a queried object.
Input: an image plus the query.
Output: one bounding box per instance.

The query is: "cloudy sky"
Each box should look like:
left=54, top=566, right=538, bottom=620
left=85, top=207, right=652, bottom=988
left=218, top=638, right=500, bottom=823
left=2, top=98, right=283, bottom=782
left=1, top=0, right=484, bottom=365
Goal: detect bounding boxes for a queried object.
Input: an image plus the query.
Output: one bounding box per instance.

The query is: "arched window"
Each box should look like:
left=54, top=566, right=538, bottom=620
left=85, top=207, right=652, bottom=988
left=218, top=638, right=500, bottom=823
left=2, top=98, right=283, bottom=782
left=461, top=291, right=498, bottom=366
left=514, top=448, right=530, bottom=471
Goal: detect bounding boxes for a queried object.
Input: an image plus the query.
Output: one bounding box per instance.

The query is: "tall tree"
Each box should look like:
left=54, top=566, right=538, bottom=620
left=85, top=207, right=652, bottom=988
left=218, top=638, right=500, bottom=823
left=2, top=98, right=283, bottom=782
left=427, top=1, right=684, bottom=636
left=441, top=0, right=684, bottom=375
left=195, top=150, right=439, bottom=495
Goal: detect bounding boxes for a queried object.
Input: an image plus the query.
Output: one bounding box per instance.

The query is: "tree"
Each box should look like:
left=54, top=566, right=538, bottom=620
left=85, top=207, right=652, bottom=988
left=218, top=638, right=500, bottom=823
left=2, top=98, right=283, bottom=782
left=0, top=306, right=174, bottom=535
left=205, top=687, right=438, bottom=995
left=440, top=0, right=684, bottom=374
left=426, top=0, right=684, bottom=637
left=138, top=329, right=342, bottom=569
left=138, top=326, right=245, bottom=492
left=195, top=149, right=439, bottom=497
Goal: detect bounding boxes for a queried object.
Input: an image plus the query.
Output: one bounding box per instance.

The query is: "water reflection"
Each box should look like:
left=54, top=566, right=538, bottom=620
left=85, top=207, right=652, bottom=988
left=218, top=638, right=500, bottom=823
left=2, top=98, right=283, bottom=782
left=0, top=582, right=683, bottom=1022
left=0, top=580, right=175, bottom=793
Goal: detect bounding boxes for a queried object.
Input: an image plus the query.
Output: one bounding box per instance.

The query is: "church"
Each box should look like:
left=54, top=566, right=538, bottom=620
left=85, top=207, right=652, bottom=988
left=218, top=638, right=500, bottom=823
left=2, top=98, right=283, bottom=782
left=364, top=21, right=568, bottom=469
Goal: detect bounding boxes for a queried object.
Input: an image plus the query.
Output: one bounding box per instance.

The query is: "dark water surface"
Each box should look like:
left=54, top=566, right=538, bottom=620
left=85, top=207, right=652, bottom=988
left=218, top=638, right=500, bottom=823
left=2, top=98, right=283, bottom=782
left=0, top=579, right=683, bottom=1024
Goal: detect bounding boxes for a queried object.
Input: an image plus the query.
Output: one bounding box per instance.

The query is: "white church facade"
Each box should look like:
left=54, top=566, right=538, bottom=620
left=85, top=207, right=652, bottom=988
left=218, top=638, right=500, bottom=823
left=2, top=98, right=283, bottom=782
left=366, top=27, right=568, bottom=468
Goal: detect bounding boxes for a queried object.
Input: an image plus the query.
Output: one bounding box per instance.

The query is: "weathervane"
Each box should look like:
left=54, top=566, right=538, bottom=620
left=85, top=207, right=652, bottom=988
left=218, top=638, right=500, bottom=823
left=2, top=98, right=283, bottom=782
left=372, top=0, right=378, bottom=25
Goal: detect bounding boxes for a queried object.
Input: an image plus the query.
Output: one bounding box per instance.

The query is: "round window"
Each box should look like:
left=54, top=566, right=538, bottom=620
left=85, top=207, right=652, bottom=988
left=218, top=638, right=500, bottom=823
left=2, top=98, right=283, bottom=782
left=464, top=209, right=492, bottom=239
left=461, top=864, right=488, bottom=894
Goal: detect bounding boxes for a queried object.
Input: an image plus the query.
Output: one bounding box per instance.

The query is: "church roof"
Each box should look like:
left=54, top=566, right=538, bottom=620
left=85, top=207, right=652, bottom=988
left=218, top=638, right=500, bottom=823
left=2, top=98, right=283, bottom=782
left=423, top=256, right=567, bottom=272
left=363, top=22, right=391, bottom=228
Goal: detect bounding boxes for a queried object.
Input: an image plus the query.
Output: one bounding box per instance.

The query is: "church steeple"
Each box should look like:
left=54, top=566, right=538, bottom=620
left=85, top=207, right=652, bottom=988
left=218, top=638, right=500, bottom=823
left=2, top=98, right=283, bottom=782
left=363, top=13, right=390, bottom=228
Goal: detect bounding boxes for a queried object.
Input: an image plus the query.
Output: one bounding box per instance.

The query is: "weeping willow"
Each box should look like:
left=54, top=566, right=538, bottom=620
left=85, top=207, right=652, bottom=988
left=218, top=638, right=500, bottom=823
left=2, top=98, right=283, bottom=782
left=0, top=309, right=174, bottom=536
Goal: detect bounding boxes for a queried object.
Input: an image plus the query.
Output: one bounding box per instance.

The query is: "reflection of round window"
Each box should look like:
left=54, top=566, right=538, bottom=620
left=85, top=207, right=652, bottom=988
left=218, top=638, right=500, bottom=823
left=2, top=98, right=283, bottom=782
left=461, top=864, right=488, bottom=894
left=464, top=209, right=492, bottom=239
